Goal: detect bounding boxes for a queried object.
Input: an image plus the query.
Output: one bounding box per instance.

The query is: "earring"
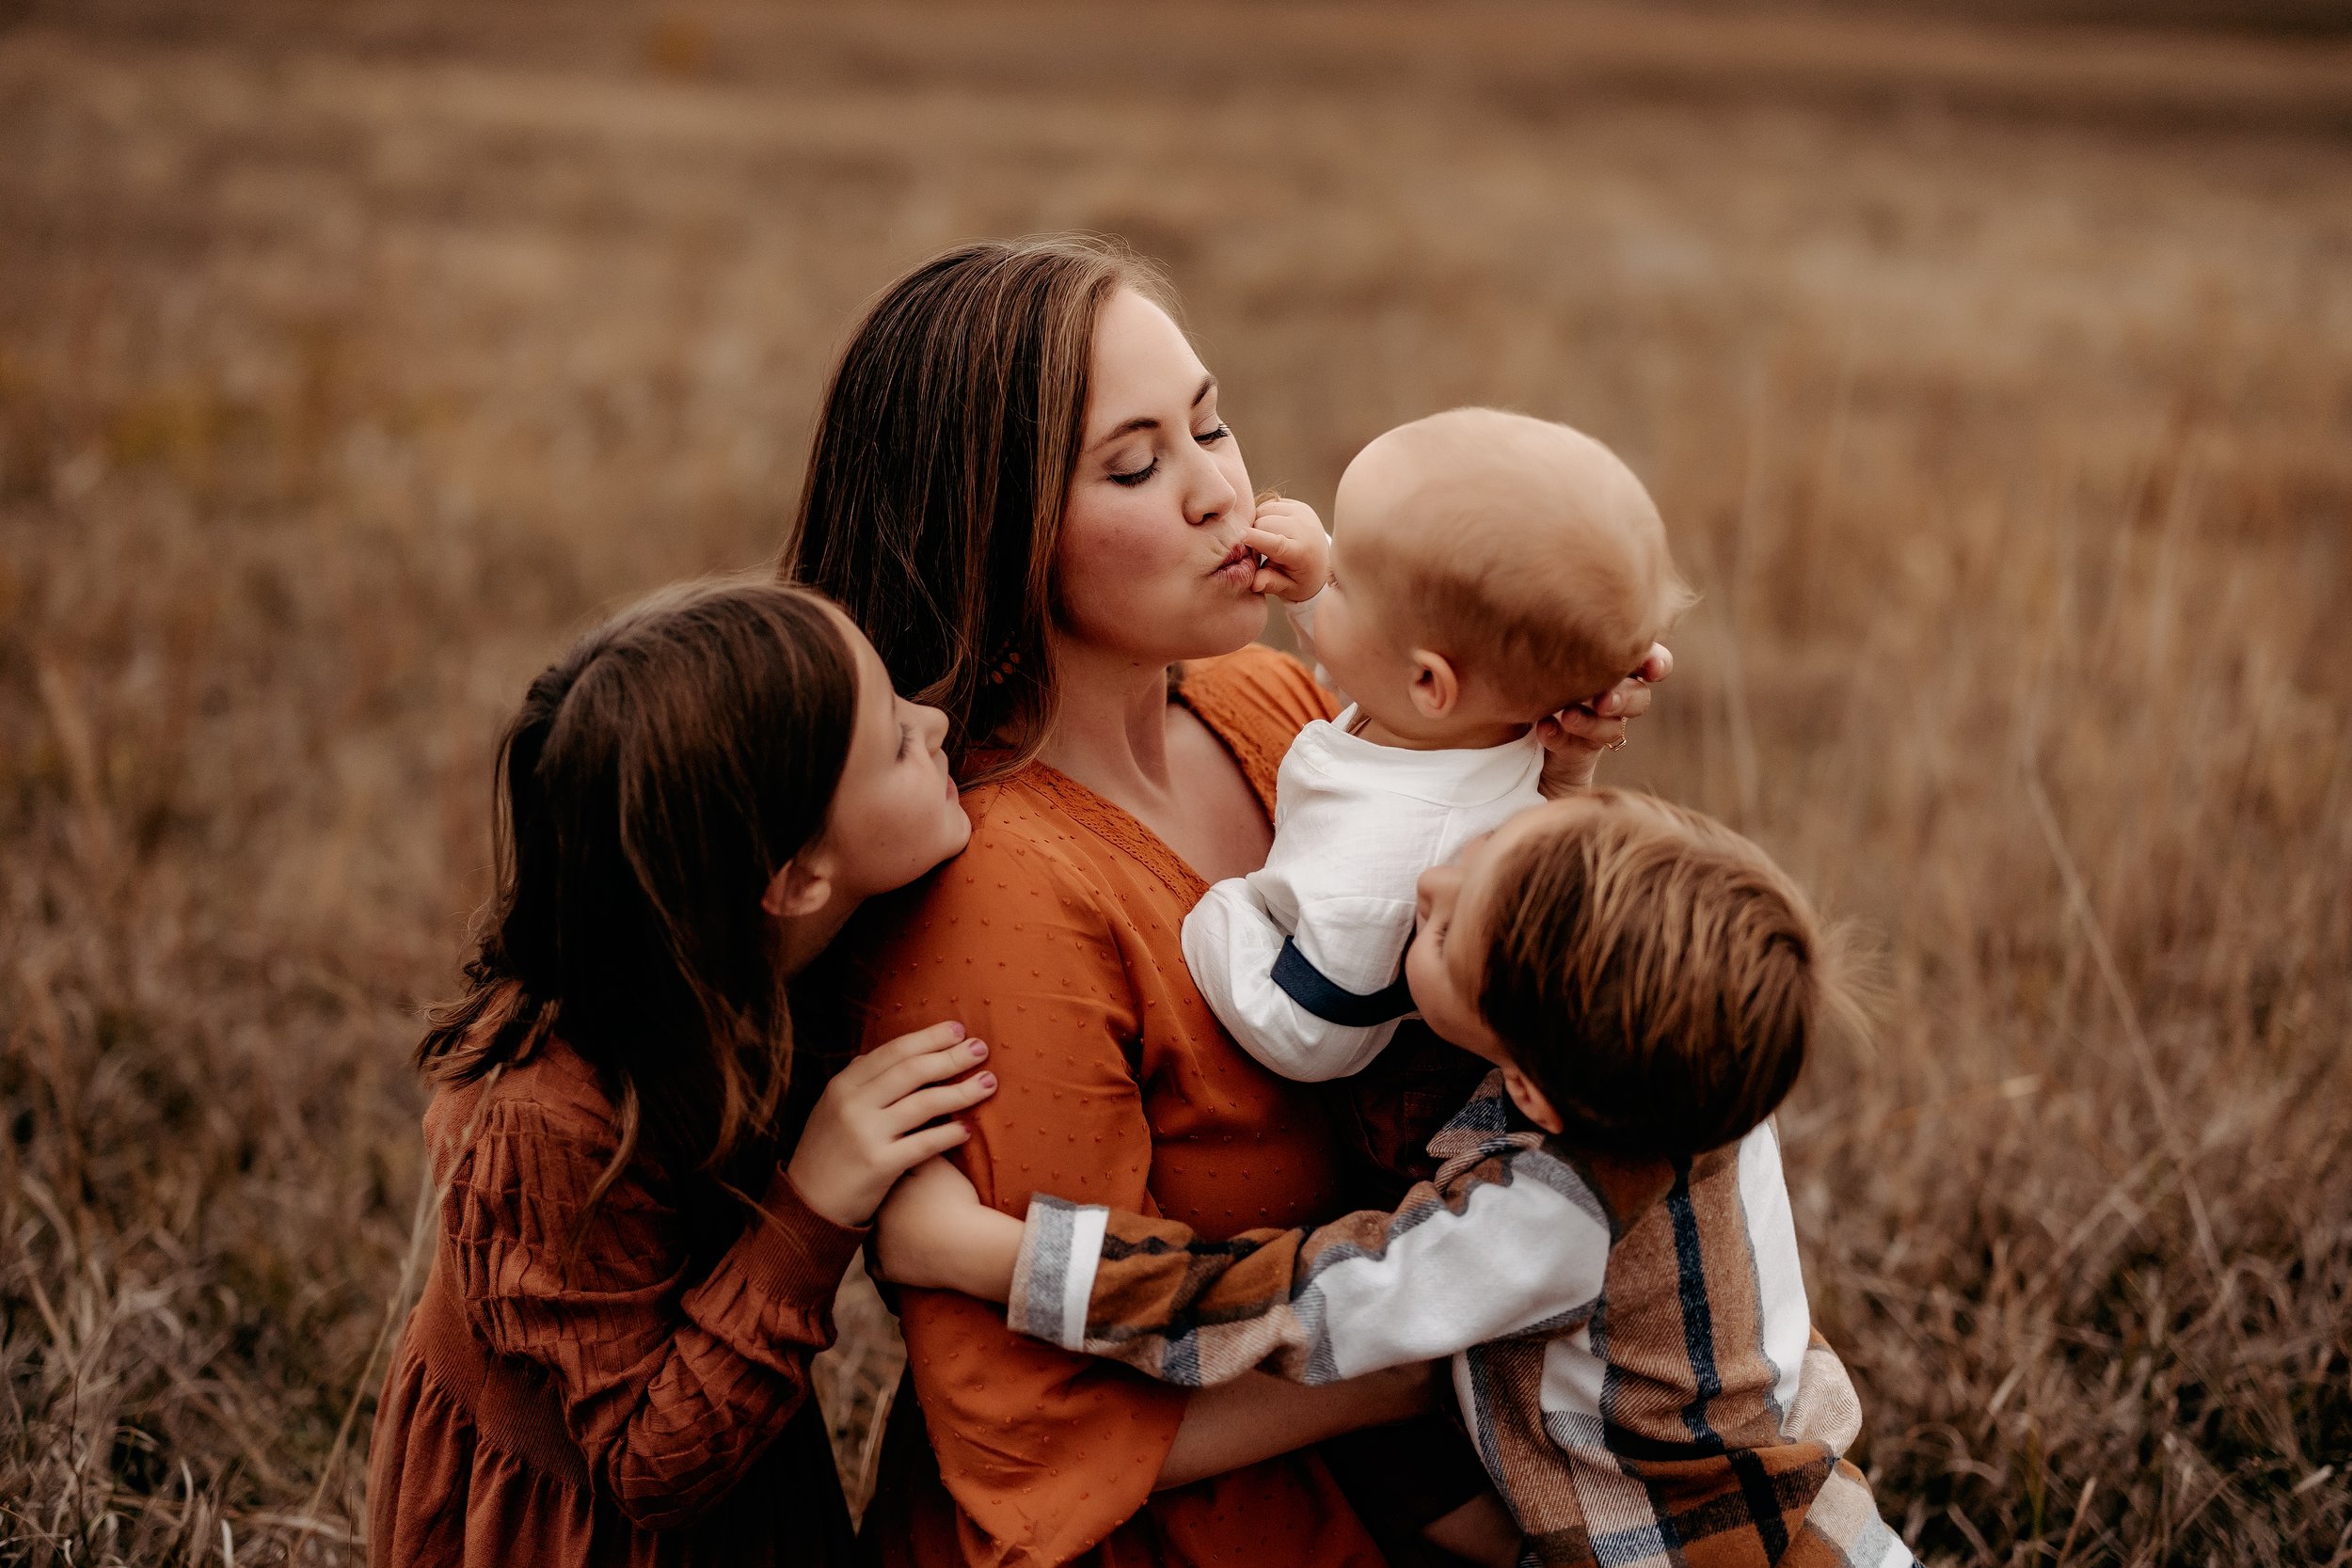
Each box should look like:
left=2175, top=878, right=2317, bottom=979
left=985, top=647, right=1022, bottom=687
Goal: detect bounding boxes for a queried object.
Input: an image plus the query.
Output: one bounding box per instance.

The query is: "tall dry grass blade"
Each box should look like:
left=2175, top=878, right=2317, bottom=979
left=2020, top=764, right=2226, bottom=1285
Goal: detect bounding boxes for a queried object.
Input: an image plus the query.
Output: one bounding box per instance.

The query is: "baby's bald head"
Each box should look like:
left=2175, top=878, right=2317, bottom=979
left=1335, top=409, right=1688, bottom=714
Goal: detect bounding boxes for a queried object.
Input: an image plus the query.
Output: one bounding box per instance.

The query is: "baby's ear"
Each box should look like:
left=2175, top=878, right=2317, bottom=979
left=1500, top=1065, right=1566, bottom=1135
left=1408, top=649, right=1461, bottom=721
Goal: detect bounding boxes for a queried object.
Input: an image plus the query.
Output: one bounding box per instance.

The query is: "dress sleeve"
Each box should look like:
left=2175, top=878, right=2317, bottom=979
left=1009, top=1149, right=1613, bottom=1386
left=859, top=841, right=1186, bottom=1567
left=442, top=1098, right=867, bottom=1528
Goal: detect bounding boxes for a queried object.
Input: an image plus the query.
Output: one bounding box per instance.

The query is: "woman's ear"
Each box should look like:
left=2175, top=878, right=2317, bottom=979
left=1408, top=649, right=1461, bottom=721
left=1499, top=1064, right=1566, bottom=1135
left=760, top=853, right=835, bottom=920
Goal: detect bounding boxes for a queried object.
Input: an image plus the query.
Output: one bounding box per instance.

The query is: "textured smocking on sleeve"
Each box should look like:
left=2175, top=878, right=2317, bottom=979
left=440, top=1086, right=866, bottom=1529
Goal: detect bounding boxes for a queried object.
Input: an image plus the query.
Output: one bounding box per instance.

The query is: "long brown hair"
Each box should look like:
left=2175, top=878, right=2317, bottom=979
left=1478, top=791, right=1858, bottom=1159
left=418, top=578, right=858, bottom=1223
left=782, top=234, right=1170, bottom=783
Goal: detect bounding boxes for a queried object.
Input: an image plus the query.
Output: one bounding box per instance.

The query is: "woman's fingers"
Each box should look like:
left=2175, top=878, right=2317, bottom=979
left=1637, top=641, right=1673, bottom=683
left=884, top=1071, right=998, bottom=1134
left=872, top=1034, right=991, bottom=1104
left=1550, top=707, right=1629, bottom=749
left=1596, top=679, right=1654, bottom=721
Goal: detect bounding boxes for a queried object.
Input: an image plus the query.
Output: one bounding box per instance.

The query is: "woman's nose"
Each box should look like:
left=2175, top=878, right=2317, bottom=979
left=1184, top=451, right=1239, bottom=529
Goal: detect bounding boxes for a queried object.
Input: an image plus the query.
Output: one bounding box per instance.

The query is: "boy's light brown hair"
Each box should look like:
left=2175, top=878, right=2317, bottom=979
left=1477, top=790, right=1857, bottom=1159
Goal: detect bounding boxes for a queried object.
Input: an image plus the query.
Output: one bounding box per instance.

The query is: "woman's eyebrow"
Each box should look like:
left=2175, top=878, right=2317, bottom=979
left=1090, top=375, right=1217, bottom=449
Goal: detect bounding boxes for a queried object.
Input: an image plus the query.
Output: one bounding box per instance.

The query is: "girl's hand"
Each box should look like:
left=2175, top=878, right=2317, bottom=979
left=1534, top=642, right=1672, bottom=798
left=1245, top=496, right=1331, bottom=604
left=787, top=1022, right=996, bottom=1228
left=873, top=1156, right=1024, bottom=1301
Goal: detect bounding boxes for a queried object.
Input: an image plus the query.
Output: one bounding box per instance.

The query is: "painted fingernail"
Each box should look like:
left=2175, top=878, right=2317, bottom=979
left=945, top=1022, right=966, bottom=1040
left=969, top=1039, right=989, bottom=1057
left=977, top=1073, right=997, bottom=1090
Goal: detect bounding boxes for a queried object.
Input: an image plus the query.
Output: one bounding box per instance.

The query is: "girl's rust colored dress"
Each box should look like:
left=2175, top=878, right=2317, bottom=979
left=367, top=1037, right=867, bottom=1566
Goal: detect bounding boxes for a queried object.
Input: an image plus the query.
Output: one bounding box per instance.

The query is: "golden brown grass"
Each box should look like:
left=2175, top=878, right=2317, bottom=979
left=3, top=3, right=2347, bottom=1562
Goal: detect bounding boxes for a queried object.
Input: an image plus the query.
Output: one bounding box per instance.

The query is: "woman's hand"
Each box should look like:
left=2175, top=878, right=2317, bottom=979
left=1534, top=642, right=1671, bottom=797
left=787, top=1021, right=996, bottom=1228
left=872, top=1155, right=1025, bottom=1300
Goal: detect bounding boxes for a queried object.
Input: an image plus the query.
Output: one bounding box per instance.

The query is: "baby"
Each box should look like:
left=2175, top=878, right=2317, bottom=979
left=878, top=791, right=1913, bottom=1567
left=1190, top=406, right=1691, bottom=1089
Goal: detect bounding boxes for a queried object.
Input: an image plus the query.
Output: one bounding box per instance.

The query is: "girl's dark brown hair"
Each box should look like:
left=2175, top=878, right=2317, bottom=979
left=418, top=578, right=858, bottom=1227
left=782, top=234, right=1170, bottom=784
left=1477, top=791, right=1857, bottom=1160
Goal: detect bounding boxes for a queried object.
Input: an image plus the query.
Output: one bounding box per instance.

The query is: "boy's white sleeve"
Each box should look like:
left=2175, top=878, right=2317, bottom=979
left=1285, top=1150, right=1614, bottom=1379
left=1009, top=1148, right=1613, bottom=1386
left=1182, top=881, right=1411, bottom=1082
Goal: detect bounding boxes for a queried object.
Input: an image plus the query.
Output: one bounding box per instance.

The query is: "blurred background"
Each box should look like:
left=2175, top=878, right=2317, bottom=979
left=3, top=2, right=2348, bottom=1562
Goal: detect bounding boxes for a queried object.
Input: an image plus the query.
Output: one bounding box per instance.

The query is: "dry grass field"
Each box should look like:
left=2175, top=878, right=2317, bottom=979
left=4, top=2, right=2349, bottom=1563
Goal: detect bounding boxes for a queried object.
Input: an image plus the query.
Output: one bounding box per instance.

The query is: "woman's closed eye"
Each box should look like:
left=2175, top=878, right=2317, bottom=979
left=1107, top=424, right=1231, bottom=487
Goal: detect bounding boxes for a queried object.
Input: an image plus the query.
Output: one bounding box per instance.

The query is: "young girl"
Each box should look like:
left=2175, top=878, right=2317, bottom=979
left=367, top=579, right=991, bottom=1568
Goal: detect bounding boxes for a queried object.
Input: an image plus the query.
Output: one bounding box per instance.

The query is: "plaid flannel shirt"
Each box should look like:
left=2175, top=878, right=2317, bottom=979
left=1009, top=1072, right=1913, bottom=1568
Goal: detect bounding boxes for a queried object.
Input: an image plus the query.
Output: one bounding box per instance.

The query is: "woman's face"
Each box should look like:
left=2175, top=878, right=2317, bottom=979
left=1052, top=288, right=1267, bottom=664
left=811, top=605, right=971, bottom=901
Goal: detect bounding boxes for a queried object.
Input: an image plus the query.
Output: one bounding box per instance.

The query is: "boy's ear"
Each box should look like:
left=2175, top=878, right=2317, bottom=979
left=1500, top=1064, right=1566, bottom=1135
left=1407, top=648, right=1461, bottom=721
left=761, top=851, right=835, bottom=921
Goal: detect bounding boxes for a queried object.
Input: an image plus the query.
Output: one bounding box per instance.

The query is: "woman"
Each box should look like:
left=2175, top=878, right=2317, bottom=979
left=368, top=581, right=999, bottom=1567
left=785, top=239, right=1659, bottom=1567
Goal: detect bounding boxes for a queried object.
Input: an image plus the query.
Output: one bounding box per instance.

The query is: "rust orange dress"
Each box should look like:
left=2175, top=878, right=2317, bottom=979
left=366, top=1037, right=867, bottom=1567
left=854, top=644, right=1396, bottom=1568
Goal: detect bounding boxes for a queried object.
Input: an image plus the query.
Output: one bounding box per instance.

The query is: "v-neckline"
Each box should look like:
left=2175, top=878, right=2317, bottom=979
left=1015, top=677, right=1274, bottom=908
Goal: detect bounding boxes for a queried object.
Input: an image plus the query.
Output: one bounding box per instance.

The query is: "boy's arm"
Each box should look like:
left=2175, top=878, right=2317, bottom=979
left=1183, top=879, right=1413, bottom=1083
left=1012, top=1151, right=1613, bottom=1387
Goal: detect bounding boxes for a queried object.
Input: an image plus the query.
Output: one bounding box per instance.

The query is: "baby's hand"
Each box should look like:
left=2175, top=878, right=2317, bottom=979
left=872, top=1155, right=1023, bottom=1302
left=1245, top=496, right=1331, bottom=604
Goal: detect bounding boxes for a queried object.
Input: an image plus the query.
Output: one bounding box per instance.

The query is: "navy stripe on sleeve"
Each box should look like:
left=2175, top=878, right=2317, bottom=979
left=1270, top=937, right=1418, bottom=1027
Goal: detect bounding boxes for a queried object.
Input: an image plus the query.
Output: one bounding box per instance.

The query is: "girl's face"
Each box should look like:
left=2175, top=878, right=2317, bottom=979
left=1052, top=289, right=1267, bottom=665
left=810, top=606, right=971, bottom=901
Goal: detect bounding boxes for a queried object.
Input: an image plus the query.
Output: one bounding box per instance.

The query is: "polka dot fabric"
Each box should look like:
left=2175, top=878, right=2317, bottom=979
left=856, top=645, right=1389, bottom=1568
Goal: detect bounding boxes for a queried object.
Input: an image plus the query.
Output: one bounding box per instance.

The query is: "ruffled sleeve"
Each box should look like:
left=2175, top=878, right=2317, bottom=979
left=439, top=1093, right=866, bottom=1528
